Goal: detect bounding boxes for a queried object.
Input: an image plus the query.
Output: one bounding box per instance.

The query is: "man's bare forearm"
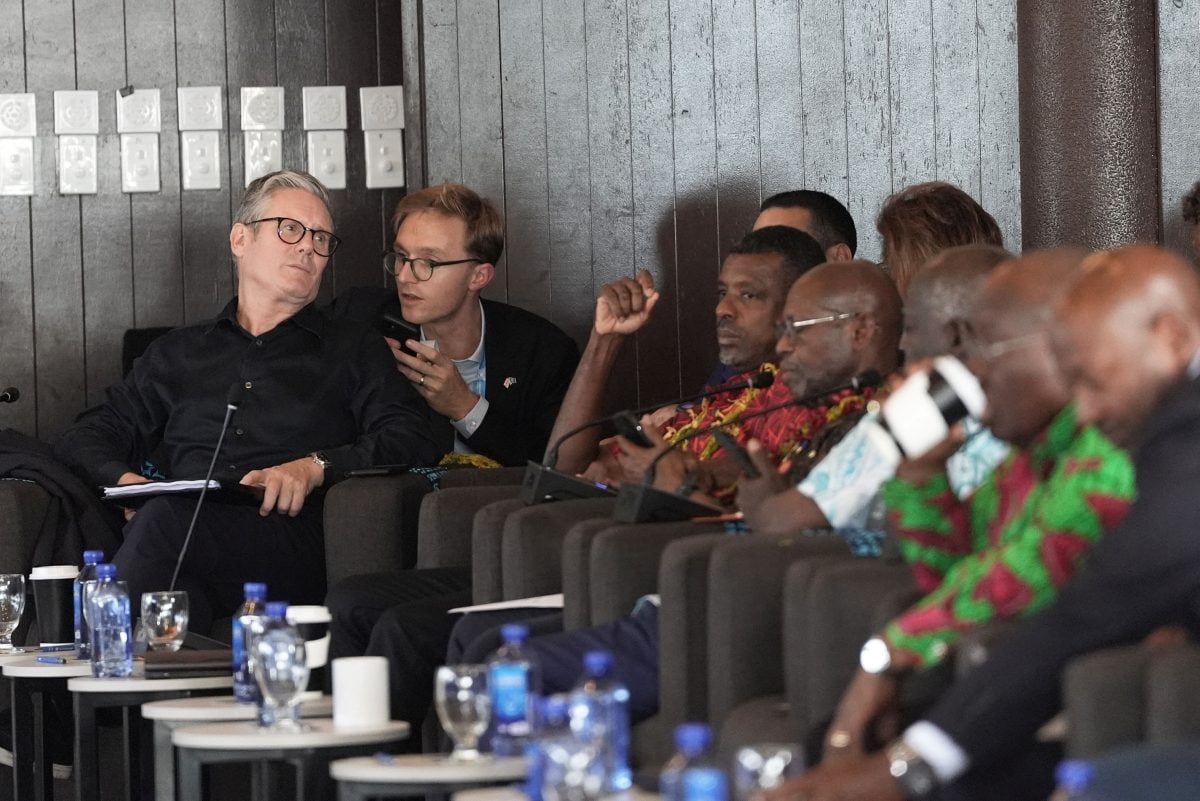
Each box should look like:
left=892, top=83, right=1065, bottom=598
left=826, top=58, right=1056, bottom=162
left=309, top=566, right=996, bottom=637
left=544, top=331, right=627, bottom=474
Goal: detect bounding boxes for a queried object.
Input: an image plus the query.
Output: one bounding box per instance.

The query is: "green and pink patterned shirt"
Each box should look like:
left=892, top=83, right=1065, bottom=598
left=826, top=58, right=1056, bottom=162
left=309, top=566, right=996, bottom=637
left=879, top=404, right=1135, bottom=669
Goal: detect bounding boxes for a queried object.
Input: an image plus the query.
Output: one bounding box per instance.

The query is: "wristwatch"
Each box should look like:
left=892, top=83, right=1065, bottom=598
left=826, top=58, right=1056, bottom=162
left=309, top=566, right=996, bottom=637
left=860, top=635, right=894, bottom=675
left=885, top=740, right=938, bottom=798
left=308, top=452, right=332, bottom=473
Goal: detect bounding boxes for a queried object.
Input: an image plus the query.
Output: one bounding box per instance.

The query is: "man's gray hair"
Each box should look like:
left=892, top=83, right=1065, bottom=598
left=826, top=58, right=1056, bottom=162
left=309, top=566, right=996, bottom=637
left=233, top=170, right=333, bottom=226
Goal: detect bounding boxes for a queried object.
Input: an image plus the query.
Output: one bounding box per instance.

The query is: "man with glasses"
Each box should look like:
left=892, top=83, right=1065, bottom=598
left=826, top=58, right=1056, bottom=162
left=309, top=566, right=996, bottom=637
left=762, top=250, right=1136, bottom=801
left=54, top=170, right=446, bottom=634
left=331, top=182, right=579, bottom=466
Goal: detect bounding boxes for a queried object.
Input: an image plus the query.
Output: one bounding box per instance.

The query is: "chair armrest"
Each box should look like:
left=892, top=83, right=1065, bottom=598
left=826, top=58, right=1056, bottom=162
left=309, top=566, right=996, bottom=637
left=657, top=533, right=732, bottom=724
left=439, top=465, right=527, bottom=490
left=500, top=497, right=617, bottom=599
left=561, top=517, right=620, bottom=631
left=472, top=497, right=528, bottom=603
left=784, top=559, right=918, bottom=734
left=707, top=533, right=853, bottom=730
left=1064, top=644, right=1153, bottom=758
left=587, top=521, right=726, bottom=628
left=416, top=480, right=523, bottom=570
left=322, top=473, right=434, bottom=585
left=1146, top=643, right=1200, bottom=746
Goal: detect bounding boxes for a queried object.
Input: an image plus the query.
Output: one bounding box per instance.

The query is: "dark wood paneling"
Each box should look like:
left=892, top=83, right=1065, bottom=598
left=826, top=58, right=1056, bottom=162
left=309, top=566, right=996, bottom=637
left=378, top=0, right=409, bottom=276
left=75, top=0, right=135, bottom=405
left=399, top=0, right=426, bottom=191
left=276, top=0, right=326, bottom=176
left=126, top=0, right=182, bottom=328
left=26, top=0, right=85, bottom=435
left=0, top=0, right=36, bottom=434
left=421, top=0, right=463, bottom=186
left=224, top=0, right=277, bottom=204
left=497, top=0, right=550, bottom=318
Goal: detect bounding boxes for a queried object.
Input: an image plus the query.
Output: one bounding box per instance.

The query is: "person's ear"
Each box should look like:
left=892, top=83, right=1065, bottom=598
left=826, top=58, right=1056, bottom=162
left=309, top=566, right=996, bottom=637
left=946, top=318, right=969, bottom=357
left=847, top=312, right=877, bottom=351
left=826, top=243, right=854, bottom=263
left=468, top=261, right=495, bottom=293
left=229, top=222, right=248, bottom=258
left=1150, top=310, right=1196, bottom=372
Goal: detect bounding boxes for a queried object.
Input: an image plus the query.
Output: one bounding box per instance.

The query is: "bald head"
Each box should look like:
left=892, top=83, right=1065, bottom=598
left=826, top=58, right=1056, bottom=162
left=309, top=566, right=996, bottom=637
left=774, top=260, right=902, bottom=397
left=966, top=248, right=1091, bottom=447
left=904, top=244, right=1011, bottom=361
left=1056, top=245, right=1200, bottom=445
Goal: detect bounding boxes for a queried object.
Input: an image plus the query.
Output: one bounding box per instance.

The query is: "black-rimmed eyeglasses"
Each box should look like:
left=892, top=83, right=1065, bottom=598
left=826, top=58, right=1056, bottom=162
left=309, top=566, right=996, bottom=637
left=383, top=252, right=482, bottom=282
left=774, top=312, right=860, bottom=342
left=247, top=217, right=341, bottom=257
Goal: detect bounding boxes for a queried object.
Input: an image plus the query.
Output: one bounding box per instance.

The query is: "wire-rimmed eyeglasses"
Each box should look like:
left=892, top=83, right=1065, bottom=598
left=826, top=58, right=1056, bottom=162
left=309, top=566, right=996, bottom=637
left=774, top=312, right=860, bottom=342
left=246, top=217, right=341, bottom=257
left=383, top=252, right=483, bottom=282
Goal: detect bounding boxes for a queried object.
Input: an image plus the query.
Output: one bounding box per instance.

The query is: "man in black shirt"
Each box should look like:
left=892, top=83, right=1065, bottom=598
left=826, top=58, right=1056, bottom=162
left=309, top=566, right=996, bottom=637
left=54, top=170, right=447, bottom=633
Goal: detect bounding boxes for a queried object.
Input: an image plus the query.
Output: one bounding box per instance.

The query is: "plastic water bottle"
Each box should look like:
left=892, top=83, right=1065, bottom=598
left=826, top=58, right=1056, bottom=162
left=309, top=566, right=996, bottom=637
left=1054, top=759, right=1095, bottom=801
left=570, top=649, right=632, bottom=792
left=88, top=563, right=132, bottom=677
left=660, top=723, right=714, bottom=801
left=232, top=581, right=268, bottom=704
left=681, top=765, right=729, bottom=801
left=525, top=694, right=571, bottom=801
left=489, top=623, right=542, bottom=756
left=73, top=549, right=103, bottom=660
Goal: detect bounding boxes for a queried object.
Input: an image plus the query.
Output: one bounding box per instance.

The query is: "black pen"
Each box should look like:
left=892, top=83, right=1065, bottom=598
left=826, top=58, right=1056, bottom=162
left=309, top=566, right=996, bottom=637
left=36, top=656, right=67, bottom=664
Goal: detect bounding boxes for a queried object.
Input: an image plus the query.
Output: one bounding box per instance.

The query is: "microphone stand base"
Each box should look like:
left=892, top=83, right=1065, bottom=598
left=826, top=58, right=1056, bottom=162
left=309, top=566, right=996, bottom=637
left=613, top=481, right=723, bottom=523
left=520, top=461, right=617, bottom=505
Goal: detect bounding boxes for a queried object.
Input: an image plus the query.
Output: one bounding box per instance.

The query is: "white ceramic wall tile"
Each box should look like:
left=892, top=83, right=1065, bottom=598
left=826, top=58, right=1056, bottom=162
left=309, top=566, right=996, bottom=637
left=181, top=131, right=221, bottom=190
left=177, top=86, right=224, bottom=131
left=54, top=91, right=99, bottom=135
left=244, top=130, right=282, bottom=186
left=302, top=86, right=347, bottom=130
left=359, top=86, right=404, bottom=131
left=120, top=133, right=160, bottom=192
left=58, top=135, right=97, bottom=194
left=306, top=130, right=346, bottom=189
left=0, top=138, right=35, bottom=195
left=364, top=130, right=405, bottom=188
left=0, top=94, right=37, bottom=138
left=240, top=87, right=285, bottom=131
left=116, top=89, right=162, bottom=133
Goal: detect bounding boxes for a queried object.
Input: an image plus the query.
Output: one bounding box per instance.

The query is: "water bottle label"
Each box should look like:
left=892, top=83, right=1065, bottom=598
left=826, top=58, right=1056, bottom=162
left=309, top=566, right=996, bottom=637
left=232, top=616, right=260, bottom=703
left=490, top=663, right=530, bottom=725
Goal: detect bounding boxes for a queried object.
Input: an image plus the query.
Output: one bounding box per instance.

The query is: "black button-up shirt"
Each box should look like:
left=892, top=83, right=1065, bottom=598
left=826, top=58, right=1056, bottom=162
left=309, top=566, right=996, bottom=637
left=54, top=299, right=448, bottom=487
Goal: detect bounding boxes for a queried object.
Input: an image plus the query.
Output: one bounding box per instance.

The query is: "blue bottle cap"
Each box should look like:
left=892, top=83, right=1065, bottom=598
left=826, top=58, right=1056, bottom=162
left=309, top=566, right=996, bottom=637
left=94, top=563, right=117, bottom=580
left=583, top=650, right=613, bottom=677
left=539, top=695, right=570, bottom=726
left=243, top=582, right=268, bottom=600
left=1055, top=759, right=1094, bottom=792
left=264, top=601, right=288, bottom=619
left=674, top=723, right=712, bottom=755
left=501, top=623, right=529, bottom=645
left=82, top=550, right=104, bottom=564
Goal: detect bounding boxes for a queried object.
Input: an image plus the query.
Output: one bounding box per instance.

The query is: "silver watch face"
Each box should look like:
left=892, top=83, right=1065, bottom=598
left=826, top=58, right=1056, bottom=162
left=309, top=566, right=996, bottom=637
left=860, top=637, right=892, bottom=674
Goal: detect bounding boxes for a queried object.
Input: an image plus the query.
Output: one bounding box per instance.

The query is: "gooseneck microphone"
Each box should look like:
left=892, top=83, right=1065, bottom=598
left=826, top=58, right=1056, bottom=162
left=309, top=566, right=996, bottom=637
left=613, top=370, right=883, bottom=524
left=169, top=382, right=246, bottom=591
left=0, top=387, right=19, bottom=403
left=522, top=370, right=775, bottom=505
left=541, top=370, right=774, bottom=469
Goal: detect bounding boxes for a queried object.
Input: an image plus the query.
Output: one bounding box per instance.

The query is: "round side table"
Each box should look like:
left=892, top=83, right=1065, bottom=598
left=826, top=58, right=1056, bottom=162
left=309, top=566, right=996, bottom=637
left=330, top=753, right=527, bottom=801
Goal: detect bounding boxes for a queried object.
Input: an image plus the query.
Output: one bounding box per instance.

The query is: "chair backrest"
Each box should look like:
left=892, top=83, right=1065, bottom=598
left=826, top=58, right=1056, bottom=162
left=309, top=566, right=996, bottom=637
left=121, top=327, right=174, bottom=376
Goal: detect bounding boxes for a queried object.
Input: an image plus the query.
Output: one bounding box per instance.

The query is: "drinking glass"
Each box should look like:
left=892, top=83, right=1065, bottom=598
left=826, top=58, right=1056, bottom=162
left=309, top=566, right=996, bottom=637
left=0, top=574, right=25, bottom=651
left=733, top=743, right=805, bottom=801
left=541, top=736, right=604, bottom=801
left=140, top=591, right=189, bottom=652
left=251, top=628, right=310, bottom=730
left=434, top=664, right=491, bottom=760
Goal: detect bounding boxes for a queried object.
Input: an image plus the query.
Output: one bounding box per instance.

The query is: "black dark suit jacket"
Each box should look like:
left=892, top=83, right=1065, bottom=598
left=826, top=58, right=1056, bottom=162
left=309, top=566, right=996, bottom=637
left=328, top=287, right=580, bottom=466
left=925, top=372, right=1200, bottom=773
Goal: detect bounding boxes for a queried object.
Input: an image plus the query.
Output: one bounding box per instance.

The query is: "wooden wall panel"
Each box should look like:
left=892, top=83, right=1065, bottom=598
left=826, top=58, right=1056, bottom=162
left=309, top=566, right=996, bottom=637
left=798, top=0, right=849, bottom=200
left=713, top=0, right=764, bottom=256
left=978, top=0, right=1022, bottom=250
left=756, top=0, right=805, bottom=197
left=26, top=0, right=86, bottom=435
left=0, top=0, right=36, bottom=435
left=843, top=0, right=893, bottom=259
left=1158, top=0, right=1200, bottom=259
left=932, top=0, right=982, bottom=197
left=75, top=0, right=135, bottom=406
left=421, top=0, right=464, bottom=186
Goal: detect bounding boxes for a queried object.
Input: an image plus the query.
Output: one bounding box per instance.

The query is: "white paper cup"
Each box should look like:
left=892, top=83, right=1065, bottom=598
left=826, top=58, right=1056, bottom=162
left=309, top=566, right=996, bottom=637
left=333, top=656, right=390, bottom=728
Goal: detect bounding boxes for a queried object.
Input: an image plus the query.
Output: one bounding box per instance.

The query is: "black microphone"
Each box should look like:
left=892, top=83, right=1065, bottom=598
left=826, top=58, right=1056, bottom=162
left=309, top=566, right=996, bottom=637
left=522, top=370, right=775, bottom=505
left=0, top=387, right=19, bottom=403
left=612, top=370, right=883, bottom=524
left=541, top=369, right=774, bottom=469
left=169, top=382, right=246, bottom=591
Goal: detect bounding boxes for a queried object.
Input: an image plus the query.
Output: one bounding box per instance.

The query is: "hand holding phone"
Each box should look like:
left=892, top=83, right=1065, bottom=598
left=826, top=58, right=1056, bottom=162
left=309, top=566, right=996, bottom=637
left=375, top=312, right=420, bottom=357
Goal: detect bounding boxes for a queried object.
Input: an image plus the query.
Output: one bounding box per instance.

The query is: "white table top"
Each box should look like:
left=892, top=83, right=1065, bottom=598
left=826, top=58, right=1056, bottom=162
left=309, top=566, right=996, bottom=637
left=0, top=646, right=64, bottom=663
left=330, top=754, right=527, bottom=784
left=451, top=787, right=663, bottom=801
left=172, top=718, right=409, bottom=751
left=69, top=671, right=232, bottom=693
left=2, top=655, right=93, bottom=679
left=142, top=692, right=330, bottom=721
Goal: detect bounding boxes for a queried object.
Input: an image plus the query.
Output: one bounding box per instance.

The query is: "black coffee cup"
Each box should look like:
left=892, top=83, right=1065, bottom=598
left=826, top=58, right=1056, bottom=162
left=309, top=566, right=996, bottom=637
left=30, top=565, right=79, bottom=649
left=287, top=605, right=330, bottom=691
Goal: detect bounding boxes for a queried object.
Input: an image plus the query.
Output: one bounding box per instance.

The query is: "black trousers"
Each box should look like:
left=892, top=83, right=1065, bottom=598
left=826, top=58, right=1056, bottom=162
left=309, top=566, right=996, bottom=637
left=325, top=566, right=473, bottom=747
left=111, top=495, right=326, bottom=635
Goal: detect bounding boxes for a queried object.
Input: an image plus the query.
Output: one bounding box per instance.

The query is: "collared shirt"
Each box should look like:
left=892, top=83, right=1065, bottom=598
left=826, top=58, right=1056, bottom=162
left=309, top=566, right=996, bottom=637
left=54, top=299, right=446, bottom=487
left=421, top=302, right=490, bottom=453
